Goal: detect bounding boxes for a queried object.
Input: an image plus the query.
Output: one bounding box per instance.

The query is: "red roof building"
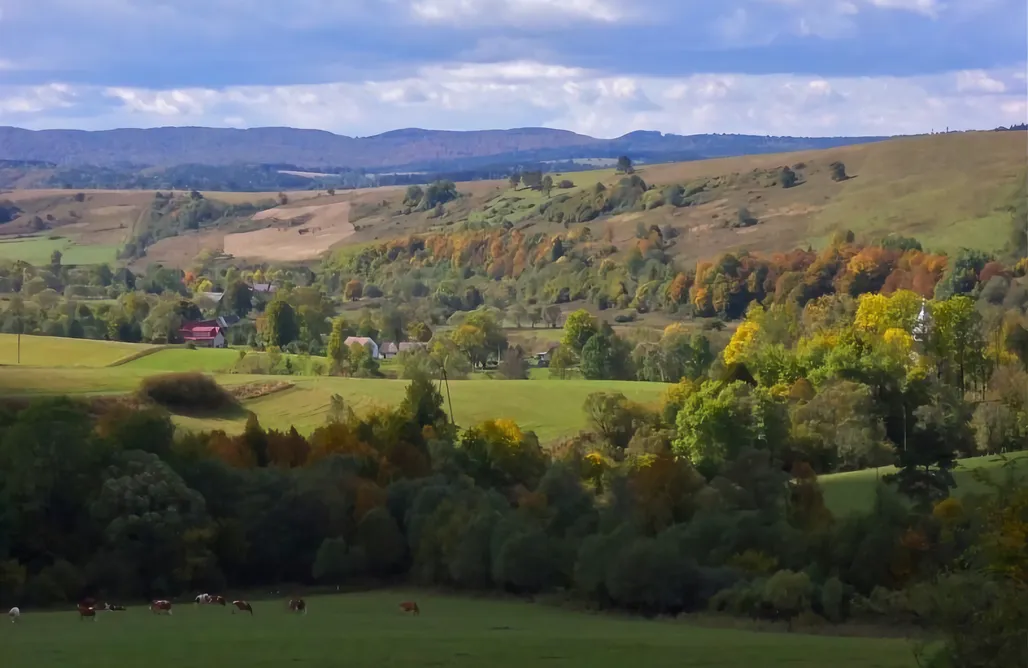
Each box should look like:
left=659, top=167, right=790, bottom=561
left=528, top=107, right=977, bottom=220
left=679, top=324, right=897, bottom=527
left=180, top=321, right=227, bottom=348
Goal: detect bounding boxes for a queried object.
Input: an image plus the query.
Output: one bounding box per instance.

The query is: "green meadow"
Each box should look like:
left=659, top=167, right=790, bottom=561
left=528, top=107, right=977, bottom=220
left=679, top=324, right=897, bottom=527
left=0, top=591, right=918, bottom=668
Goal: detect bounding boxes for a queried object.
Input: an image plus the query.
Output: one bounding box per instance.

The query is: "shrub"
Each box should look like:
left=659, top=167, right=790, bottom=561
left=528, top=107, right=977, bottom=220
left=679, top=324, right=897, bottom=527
left=137, top=372, right=237, bottom=412
left=829, top=161, right=848, bottom=182
left=819, top=576, right=847, bottom=623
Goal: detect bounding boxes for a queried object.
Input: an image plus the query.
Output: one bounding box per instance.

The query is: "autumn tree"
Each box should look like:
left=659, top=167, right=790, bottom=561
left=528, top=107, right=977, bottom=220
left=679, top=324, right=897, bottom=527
left=344, top=279, right=364, bottom=302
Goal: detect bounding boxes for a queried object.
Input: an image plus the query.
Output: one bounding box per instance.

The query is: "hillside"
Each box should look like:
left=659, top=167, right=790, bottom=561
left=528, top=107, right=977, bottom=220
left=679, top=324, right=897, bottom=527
left=0, top=131, right=1021, bottom=268
left=0, top=125, right=888, bottom=171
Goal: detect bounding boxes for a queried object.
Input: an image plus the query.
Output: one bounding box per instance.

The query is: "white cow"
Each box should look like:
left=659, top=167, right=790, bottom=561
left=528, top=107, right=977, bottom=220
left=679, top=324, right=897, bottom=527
left=195, top=593, right=211, bottom=605
left=8, top=607, right=20, bottom=623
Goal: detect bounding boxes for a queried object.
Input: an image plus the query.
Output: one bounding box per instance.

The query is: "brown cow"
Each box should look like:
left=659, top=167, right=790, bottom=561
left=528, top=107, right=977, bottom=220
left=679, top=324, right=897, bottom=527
left=210, top=595, right=226, bottom=606
left=288, top=598, right=307, bottom=615
left=399, top=601, right=420, bottom=616
left=150, top=600, right=173, bottom=615
left=78, top=604, right=96, bottom=621
left=231, top=600, right=253, bottom=615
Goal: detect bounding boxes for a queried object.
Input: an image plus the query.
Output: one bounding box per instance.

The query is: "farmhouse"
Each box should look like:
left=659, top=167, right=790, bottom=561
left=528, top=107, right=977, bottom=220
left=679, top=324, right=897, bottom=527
left=344, top=336, right=380, bottom=359
left=180, top=320, right=227, bottom=348
left=380, top=342, right=399, bottom=359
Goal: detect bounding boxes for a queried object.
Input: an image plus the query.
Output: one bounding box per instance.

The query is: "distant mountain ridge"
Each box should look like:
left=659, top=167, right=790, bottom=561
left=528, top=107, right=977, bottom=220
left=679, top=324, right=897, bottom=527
left=0, top=126, right=891, bottom=172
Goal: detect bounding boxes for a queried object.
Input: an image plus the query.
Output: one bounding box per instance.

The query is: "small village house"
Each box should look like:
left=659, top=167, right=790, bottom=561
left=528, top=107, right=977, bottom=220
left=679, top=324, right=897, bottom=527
left=344, top=336, right=381, bottom=359
left=180, top=320, right=227, bottom=348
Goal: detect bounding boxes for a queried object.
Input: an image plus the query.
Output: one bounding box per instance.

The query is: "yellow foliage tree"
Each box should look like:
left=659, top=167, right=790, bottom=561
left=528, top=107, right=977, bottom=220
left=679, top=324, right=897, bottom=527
left=723, top=320, right=761, bottom=366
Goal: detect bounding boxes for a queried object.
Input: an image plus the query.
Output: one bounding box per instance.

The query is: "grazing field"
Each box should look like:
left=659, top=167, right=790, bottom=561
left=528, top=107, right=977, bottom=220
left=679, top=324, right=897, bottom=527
left=174, top=377, right=669, bottom=441
left=0, top=334, right=152, bottom=367
left=0, top=592, right=917, bottom=668
left=820, top=452, right=1028, bottom=516
left=0, top=364, right=668, bottom=442
left=118, top=348, right=240, bottom=372
left=0, top=236, right=119, bottom=265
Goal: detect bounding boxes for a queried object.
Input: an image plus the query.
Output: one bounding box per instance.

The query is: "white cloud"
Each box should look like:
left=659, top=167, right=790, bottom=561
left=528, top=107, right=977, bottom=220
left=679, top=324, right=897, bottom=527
left=1, top=61, right=1025, bottom=138
left=955, top=70, right=1007, bottom=93
left=408, top=0, right=624, bottom=24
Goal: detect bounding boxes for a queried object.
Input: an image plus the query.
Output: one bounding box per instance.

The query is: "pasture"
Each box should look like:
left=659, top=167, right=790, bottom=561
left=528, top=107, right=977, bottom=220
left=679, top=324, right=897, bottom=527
left=0, top=236, right=119, bottom=265
left=0, top=592, right=918, bottom=668
left=0, top=334, right=152, bottom=367
left=819, top=452, right=1028, bottom=516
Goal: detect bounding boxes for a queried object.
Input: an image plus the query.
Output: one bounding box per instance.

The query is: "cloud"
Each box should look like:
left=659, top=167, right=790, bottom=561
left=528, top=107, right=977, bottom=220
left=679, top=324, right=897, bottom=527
left=0, top=0, right=1022, bottom=139
left=0, top=0, right=1023, bottom=91
left=408, top=0, right=624, bottom=24
left=1, top=61, right=1023, bottom=139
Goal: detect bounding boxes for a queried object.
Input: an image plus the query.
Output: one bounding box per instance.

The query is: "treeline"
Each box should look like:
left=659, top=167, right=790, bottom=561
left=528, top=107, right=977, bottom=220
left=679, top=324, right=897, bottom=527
left=0, top=374, right=1023, bottom=666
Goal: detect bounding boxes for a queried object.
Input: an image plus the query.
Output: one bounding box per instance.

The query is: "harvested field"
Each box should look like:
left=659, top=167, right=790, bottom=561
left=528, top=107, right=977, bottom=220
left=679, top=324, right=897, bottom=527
left=224, top=201, right=354, bottom=261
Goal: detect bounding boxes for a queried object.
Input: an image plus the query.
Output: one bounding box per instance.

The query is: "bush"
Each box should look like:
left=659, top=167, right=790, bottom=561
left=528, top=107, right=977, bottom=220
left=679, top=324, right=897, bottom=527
left=819, top=576, right=847, bottom=623
left=137, top=372, right=237, bottom=412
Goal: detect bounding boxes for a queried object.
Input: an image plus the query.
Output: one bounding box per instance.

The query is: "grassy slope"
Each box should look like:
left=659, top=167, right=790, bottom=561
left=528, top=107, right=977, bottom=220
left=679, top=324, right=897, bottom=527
left=819, top=452, right=1028, bottom=517
left=0, top=364, right=667, bottom=442
left=0, top=236, right=119, bottom=265
left=119, top=348, right=241, bottom=372
left=0, top=333, right=152, bottom=367
left=348, top=131, right=1025, bottom=266
left=4, top=132, right=1020, bottom=270
left=0, top=592, right=916, bottom=668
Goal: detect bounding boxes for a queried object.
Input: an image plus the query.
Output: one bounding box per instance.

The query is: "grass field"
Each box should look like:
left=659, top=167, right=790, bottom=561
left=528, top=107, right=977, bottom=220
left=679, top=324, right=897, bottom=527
left=0, top=591, right=918, bottom=668
left=118, top=347, right=241, bottom=372
left=819, top=452, right=1028, bottom=516
left=0, top=236, right=119, bottom=265
left=0, top=363, right=669, bottom=442
left=0, top=334, right=152, bottom=367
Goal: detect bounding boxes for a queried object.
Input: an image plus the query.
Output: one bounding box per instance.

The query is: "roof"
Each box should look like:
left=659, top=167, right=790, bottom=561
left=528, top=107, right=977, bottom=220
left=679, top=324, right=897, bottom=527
left=380, top=342, right=399, bottom=353
left=252, top=283, right=277, bottom=293
left=200, top=292, right=225, bottom=302
left=344, top=336, right=377, bottom=347
left=181, top=320, right=221, bottom=331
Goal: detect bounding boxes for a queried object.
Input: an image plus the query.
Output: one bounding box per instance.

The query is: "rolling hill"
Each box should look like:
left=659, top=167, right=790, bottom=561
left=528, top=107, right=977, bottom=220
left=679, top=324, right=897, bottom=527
left=0, top=130, right=1022, bottom=268
left=0, top=125, right=889, bottom=171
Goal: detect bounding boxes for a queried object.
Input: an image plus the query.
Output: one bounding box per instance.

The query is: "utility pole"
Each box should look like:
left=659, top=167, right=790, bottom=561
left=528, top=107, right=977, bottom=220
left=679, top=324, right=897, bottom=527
left=441, top=367, right=455, bottom=426
left=17, top=331, right=21, bottom=364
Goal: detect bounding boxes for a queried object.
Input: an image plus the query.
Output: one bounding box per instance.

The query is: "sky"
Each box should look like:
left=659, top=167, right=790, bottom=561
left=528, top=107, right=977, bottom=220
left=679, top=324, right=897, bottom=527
left=0, top=0, right=1025, bottom=137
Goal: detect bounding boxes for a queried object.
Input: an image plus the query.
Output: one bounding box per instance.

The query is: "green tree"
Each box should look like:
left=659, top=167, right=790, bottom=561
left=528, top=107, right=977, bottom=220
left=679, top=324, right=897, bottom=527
left=928, top=296, right=986, bottom=393
left=616, top=156, right=634, bottom=174
left=541, top=175, right=554, bottom=196
left=347, top=341, right=380, bottom=378
left=829, top=161, right=848, bottom=182
left=561, top=308, right=598, bottom=354
left=886, top=386, right=969, bottom=510
left=265, top=299, right=300, bottom=348
left=221, top=281, right=254, bottom=318
left=508, top=173, right=521, bottom=191
left=580, top=325, right=633, bottom=380
left=90, top=450, right=210, bottom=596
left=326, top=317, right=350, bottom=371
left=357, top=508, right=407, bottom=576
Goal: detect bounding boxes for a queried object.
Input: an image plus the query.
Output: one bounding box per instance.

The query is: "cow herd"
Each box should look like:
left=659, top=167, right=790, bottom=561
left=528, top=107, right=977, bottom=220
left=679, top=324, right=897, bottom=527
left=8, top=596, right=420, bottom=623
